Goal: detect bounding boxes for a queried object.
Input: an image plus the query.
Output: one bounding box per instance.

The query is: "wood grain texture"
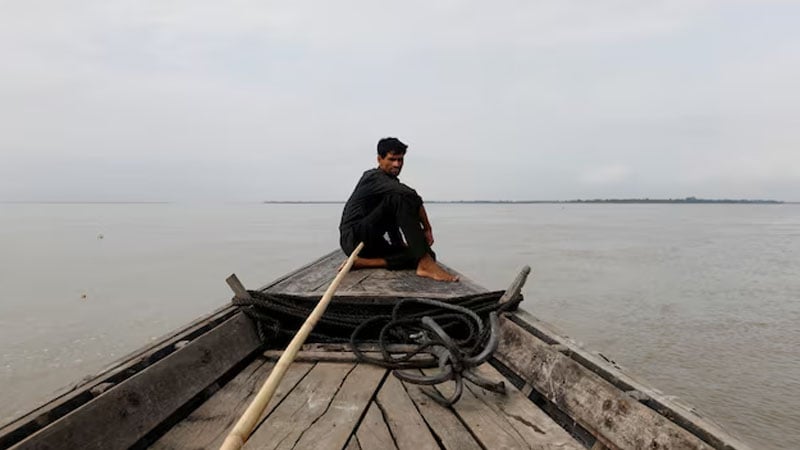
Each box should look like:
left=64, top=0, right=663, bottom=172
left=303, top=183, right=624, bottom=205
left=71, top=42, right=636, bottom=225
left=344, top=436, right=363, bottom=450
left=375, top=376, right=439, bottom=450
left=427, top=364, right=581, bottom=450
left=264, top=252, right=343, bottom=295
left=11, top=313, right=261, bottom=450
left=463, top=364, right=581, bottom=449
left=150, top=360, right=314, bottom=450
left=354, top=403, right=397, bottom=450
left=263, top=249, right=484, bottom=299
left=291, top=364, right=386, bottom=450
left=431, top=372, right=532, bottom=448
left=244, top=362, right=384, bottom=450
left=494, top=317, right=715, bottom=450
left=510, top=310, right=751, bottom=450
left=244, top=363, right=355, bottom=450
left=401, top=377, right=482, bottom=450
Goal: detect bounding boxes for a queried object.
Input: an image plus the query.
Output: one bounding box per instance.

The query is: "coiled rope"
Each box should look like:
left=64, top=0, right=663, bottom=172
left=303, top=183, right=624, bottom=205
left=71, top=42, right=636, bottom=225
left=234, top=277, right=527, bottom=406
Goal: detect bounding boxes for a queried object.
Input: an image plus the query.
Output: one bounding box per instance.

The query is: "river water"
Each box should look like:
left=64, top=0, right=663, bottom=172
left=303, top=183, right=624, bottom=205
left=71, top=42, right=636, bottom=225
left=1, top=203, right=797, bottom=449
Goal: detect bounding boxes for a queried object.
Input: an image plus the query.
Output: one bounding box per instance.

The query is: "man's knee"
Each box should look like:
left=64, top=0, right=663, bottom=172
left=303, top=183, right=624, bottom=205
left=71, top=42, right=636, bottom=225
left=382, top=193, right=422, bottom=217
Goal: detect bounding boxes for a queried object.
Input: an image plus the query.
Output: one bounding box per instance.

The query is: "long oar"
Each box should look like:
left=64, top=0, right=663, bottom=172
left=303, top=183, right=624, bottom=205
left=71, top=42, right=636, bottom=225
left=220, top=243, right=365, bottom=450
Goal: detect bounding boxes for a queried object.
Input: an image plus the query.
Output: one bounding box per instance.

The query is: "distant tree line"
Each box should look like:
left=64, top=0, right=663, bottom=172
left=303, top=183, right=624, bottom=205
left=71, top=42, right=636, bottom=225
left=424, top=197, right=783, bottom=204
left=264, top=197, right=784, bottom=204
left=564, top=197, right=782, bottom=204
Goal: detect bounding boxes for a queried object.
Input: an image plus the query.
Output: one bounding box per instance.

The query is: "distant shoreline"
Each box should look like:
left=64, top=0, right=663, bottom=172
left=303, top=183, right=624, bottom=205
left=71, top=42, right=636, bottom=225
left=264, top=198, right=787, bottom=205
left=2, top=199, right=790, bottom=205
left=0, top=201, right=170, bottom=204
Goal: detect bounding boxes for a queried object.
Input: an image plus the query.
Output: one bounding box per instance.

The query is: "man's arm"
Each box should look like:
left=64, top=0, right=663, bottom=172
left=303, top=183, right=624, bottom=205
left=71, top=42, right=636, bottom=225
left=419, top=205, right=434, bottom=246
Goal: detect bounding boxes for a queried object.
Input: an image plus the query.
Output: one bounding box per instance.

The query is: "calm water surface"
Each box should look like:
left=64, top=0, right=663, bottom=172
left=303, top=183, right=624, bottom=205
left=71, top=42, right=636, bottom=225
left=1, top=203, right=798, bottom=449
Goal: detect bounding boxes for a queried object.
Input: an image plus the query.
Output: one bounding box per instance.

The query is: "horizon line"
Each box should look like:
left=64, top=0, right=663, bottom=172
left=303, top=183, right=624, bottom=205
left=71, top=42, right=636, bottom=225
left=2, top=198, right=795, bottom=205
left=260, top=198, right=789, bottom=204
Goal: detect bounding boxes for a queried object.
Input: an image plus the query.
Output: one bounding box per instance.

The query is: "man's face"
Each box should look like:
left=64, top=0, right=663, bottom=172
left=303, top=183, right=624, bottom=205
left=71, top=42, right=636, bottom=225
left=377, top=151, right=404, bottom=177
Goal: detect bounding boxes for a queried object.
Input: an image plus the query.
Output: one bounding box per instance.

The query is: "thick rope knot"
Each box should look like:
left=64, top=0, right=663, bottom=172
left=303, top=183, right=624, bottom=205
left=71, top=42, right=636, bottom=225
left=351, top=298, right=514, bottom=406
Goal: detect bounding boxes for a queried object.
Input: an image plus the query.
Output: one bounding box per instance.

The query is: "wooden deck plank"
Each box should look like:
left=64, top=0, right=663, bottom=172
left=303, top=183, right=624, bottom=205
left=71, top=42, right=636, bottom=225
left=344, top=436, right=363, bottom=450
left=291, top=364, right=386, bottom=450
left=265, top=252, right=342, bottom=294
left=243, top=362, right=381, bottom=450
left=464, top=364, right=582, bottom=449
left=264, top=249, right=484, bottom=299
left=150, top=359, right=314, bottom=450
left=374, top=376, right=440, bottom=450
left=427, top=369, right=530, bottom=449
left=244, top=362, right=354, bottom=449
left=402, top=377, right=483, bottom=450
left=355, top=403, right=398, bottom=450
left=12, top=312, right=261, bottom=450
left=426, top=363, right=582, bottom=450
left=324, top=271, right=374, bottom=294
left=494, top=317, right=715, bottom=450
left=346, top=265, right=483, bottom=298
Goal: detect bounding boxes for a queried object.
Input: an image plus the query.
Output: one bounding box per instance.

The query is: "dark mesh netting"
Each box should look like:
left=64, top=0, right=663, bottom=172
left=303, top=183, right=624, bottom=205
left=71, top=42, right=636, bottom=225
left=232, top=290, right=521, bottom=345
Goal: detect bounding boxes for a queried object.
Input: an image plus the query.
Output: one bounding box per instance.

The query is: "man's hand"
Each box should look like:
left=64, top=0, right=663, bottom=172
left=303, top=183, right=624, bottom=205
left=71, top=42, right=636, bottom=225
left=424, top=228, right=434, bottom=246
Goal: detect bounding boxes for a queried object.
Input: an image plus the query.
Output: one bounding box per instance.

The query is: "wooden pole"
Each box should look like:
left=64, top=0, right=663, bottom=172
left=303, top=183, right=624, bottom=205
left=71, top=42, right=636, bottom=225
left=220, top=243, right=365, bottom=450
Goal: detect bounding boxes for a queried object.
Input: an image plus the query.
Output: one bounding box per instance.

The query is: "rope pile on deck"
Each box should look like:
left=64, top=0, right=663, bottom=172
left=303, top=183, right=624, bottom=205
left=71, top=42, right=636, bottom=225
left=232, top=266, right=531, bottom=406
left=350, top=296, right=520, bottom=405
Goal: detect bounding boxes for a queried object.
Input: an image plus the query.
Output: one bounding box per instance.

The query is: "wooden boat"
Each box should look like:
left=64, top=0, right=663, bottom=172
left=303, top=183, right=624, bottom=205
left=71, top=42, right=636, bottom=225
left=0, top=250, right=750, bottom=450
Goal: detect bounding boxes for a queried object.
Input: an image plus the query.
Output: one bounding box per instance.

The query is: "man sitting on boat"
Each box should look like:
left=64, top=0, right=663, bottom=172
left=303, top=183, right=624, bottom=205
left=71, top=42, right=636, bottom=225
left=339, top=137, right=459, bottom=282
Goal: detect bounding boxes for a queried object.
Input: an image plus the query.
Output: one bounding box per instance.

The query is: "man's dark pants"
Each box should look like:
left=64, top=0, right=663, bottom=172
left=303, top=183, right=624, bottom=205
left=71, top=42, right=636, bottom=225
left=340, top=194, right=434, bottom=270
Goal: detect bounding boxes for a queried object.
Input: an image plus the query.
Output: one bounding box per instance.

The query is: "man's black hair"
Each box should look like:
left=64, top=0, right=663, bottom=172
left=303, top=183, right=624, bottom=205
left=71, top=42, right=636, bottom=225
left=377, top=137, right=408, bottom=158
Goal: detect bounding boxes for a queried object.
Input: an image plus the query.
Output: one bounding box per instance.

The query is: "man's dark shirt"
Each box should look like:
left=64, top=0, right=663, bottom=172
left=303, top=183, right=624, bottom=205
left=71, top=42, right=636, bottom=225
left=339, top=168, right=422, bottom=233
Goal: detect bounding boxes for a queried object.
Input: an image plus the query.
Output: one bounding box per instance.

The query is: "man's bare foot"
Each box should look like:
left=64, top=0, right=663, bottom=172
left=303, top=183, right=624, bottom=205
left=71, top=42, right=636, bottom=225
left=416, top=254, right=459, bottom=282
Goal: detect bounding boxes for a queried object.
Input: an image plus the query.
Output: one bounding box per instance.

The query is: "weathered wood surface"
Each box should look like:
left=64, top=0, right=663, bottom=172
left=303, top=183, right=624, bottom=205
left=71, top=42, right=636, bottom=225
left=374, top=376, right=440, bottom=449
left=243, top=363, right=353, bottom=449
left=11, top=312, right=261, bottom=450
left=263, top=250, right=484, bottom=299
left=498, top=265, right=531, bottom=305
left=354, top=403, right=398, bottom=450
left=401, top=376, right=482, bottom=450
left=344, top=436, right=363, bottom=450
left=226, top=274, right=252, bottom=300
left=150, top=359, right=314, bottom=450
left=494, top=316, right=717, bottom=450
left=290, top=363, right=385, bottom=450
left=466, top=364, right=581, bottom=449
left=244, top=362, right=385, bottom=449
left=426, top=364, right=582, bottom=450
left=510, top=310, right=751, bottom=450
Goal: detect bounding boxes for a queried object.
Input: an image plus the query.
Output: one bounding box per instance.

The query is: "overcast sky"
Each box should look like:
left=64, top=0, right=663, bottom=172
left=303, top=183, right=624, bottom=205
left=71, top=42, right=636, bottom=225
left=1, top=1, right=798, bottom=202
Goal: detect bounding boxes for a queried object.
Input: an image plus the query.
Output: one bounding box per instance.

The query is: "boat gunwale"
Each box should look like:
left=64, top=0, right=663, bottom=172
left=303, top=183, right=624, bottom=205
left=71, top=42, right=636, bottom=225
left=497, top=310, right=752, bottom=450
left=0, top=251, right=341, bottom=448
